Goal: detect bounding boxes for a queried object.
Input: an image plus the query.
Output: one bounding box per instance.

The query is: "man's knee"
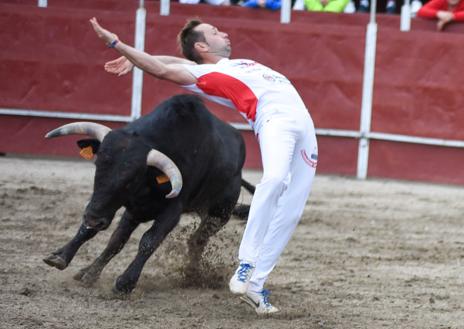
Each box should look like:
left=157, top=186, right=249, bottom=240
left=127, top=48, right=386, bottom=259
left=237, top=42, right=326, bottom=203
left=259, top=175, right=288, bottom=195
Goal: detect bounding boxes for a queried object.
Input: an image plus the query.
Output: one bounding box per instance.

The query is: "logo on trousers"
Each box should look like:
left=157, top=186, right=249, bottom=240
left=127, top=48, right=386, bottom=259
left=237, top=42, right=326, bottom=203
left=301, top=149, right=318, bottom=168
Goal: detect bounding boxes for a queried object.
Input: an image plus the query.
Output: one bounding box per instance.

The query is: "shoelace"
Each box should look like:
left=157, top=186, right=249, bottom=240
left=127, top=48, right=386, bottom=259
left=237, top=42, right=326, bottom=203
left=237, top=263, right=253, bottom=282
left=261, top=289, right=272, bottom=307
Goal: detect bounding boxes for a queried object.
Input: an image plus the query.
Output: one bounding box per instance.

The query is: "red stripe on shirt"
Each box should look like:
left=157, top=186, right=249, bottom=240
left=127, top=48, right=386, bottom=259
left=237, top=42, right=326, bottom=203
left=196, top=72, right=258, bottom=122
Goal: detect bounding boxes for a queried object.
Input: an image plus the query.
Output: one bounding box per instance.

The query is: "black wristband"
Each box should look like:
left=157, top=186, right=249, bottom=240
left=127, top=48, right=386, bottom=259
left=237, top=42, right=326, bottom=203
left=108, top=39, right=119, bottom=48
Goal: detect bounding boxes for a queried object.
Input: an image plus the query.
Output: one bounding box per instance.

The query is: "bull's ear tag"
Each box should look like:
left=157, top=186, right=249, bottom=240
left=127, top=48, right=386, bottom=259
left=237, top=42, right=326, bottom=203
left=79, top=146, right=94, bottom=160
left=156, top=174, right=170, bottom=185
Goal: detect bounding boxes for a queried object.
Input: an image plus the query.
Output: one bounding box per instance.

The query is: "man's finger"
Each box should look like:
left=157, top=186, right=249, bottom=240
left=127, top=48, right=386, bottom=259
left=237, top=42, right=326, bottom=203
left=89, top=17, right=97, bottom=29
left=106, top=58, right=120, bottom=64
left=89, top=17, right=99, bottom=28
left=437, top=21, right=445, bottom=31
left=89, top=17, right=105, bottom=35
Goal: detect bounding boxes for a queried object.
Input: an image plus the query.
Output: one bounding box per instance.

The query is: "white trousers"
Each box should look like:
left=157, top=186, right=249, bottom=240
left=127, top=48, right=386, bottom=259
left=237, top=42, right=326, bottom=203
left=238, top=108, right=318, bottom=293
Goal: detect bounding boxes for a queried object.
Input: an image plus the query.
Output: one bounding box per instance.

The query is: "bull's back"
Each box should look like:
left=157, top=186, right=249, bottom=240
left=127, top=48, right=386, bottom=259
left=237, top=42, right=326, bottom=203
left=127, top=94, right=245, bottom=178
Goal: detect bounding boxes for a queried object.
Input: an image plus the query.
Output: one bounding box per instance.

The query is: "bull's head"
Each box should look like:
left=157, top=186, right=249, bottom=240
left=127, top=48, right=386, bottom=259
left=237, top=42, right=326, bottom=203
left=45, top=122, right=183, bottom=231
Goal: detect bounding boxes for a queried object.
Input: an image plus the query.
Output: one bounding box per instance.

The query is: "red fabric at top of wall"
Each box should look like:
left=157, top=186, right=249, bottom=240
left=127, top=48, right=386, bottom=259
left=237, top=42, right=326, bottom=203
left=0, top=4, right=135, bottom=115
left=373, top=27, right=464, bottom=140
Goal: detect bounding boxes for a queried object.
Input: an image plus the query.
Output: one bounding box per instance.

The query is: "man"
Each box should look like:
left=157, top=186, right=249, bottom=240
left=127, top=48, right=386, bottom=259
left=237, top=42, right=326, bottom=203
left=417, top=0, right=464, bottom=31
left=90, top=17, right=318, bottom=315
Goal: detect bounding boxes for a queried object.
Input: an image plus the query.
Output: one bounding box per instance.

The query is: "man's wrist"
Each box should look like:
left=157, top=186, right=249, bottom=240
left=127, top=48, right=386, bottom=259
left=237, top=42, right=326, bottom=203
left=107, top=39, right=119, bottom=48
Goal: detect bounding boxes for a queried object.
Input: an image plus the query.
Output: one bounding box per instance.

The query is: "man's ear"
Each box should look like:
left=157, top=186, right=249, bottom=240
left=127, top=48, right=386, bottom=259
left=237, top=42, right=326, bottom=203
left=194, top=41, right=209, bottom=53
left=77, top=139, right=100, bottom=160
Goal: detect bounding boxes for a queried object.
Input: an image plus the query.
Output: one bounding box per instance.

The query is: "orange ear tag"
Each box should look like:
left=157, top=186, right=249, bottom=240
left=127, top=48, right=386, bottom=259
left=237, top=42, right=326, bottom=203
left=79, top=146, right=94, bottom=160
left=156, top=174, right=170, bottom=185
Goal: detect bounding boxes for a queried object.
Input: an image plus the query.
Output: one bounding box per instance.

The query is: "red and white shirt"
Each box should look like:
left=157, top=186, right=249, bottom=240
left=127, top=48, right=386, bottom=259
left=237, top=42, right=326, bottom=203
left=182, top=58, right=308, bottom=132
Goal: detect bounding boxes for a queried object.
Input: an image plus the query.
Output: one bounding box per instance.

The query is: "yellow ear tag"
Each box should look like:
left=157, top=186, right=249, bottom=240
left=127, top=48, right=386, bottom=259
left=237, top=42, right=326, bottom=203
left=156, top=174, right=170, bottom=185
left=79, top=146, right=94, bottom=160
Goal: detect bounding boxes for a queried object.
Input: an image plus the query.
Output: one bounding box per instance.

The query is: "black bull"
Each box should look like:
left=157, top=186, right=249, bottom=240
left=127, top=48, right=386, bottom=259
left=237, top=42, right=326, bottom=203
left=43, top=94, right=253, bottom=294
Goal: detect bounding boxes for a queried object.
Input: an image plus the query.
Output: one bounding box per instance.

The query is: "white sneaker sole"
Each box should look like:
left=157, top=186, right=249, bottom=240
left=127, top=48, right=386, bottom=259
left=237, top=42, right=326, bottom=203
left=240, top=295, right=280, bottom=315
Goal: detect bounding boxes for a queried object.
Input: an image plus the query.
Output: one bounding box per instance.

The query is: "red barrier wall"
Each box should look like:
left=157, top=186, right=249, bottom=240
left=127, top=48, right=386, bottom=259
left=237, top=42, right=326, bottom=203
left=1, top=1, right=464, bottom=184
left=0, top=3, right=135, bottom=115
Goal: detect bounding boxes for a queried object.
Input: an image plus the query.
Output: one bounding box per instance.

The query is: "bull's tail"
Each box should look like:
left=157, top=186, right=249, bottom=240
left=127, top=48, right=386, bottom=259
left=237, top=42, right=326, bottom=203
left=231, top=204, right=250, bottom=220
left=241, top=178, right=255, bottom=194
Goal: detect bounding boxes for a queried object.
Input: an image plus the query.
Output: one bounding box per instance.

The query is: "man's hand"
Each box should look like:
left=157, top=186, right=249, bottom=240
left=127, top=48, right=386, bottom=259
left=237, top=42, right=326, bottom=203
left=90, top=17, right=119, bottom=46
left=89, top=17, right=196, bottom=85
left=105, top=56, right=134, bottom=76
left=436, top=10, right=454, bottom=31
left=436, top=10, right=453, bottom=21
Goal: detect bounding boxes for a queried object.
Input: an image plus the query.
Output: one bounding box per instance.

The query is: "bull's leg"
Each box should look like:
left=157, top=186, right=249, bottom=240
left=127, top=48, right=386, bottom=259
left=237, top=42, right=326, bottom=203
left=43, top=224, right=98, bottom=270
left=186, top=181, right=240, bottom=277
left=74, top=210, right=139, bottom=286
left=113, top=203, right=183, bottom=294
left=185, top=213, right=230, bottom=277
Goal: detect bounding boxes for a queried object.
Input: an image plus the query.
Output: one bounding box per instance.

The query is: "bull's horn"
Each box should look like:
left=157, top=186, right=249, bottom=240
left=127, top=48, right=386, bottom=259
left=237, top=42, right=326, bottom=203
left=146, top=149, right=183, bottom=199
left=45, top=122, right=111, bottom=142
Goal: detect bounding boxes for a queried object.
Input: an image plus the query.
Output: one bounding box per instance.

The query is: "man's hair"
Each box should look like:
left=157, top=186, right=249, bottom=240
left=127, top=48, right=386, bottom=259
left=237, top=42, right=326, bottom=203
left=177, top=18, right=206, bottom=64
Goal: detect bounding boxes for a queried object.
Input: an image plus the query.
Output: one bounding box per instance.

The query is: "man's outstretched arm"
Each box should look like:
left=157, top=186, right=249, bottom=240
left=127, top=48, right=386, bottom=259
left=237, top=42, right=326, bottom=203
left=155, top=56, right=196, bottom=65
left=105, top=56, right=195, bottom=76
left=90, top=17, right=196, bottom=85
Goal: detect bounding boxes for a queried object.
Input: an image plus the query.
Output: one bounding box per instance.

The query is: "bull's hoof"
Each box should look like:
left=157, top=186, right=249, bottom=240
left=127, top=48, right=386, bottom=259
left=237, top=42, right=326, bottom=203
left=111, top=286, right=131, bottom=299
left=184, top=263, right=200, bottom=279
left=73, top=267, right=99, bottom=286
left=113, top=277, right=135, bottom=296
left=43, top=254, right=68, bottom=270
left=182, top=263, right=204, bottom=288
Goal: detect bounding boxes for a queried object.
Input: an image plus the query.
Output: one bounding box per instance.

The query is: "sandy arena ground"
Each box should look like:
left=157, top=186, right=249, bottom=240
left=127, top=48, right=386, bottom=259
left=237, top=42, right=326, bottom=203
left=1, top=156, right=464, bottom=329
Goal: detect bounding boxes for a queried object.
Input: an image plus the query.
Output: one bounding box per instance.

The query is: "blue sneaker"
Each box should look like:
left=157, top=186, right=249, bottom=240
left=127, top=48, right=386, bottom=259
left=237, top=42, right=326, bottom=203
left=240, top=289, right=279, bottom=315
left=229, top=262, right=255, bottom=295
